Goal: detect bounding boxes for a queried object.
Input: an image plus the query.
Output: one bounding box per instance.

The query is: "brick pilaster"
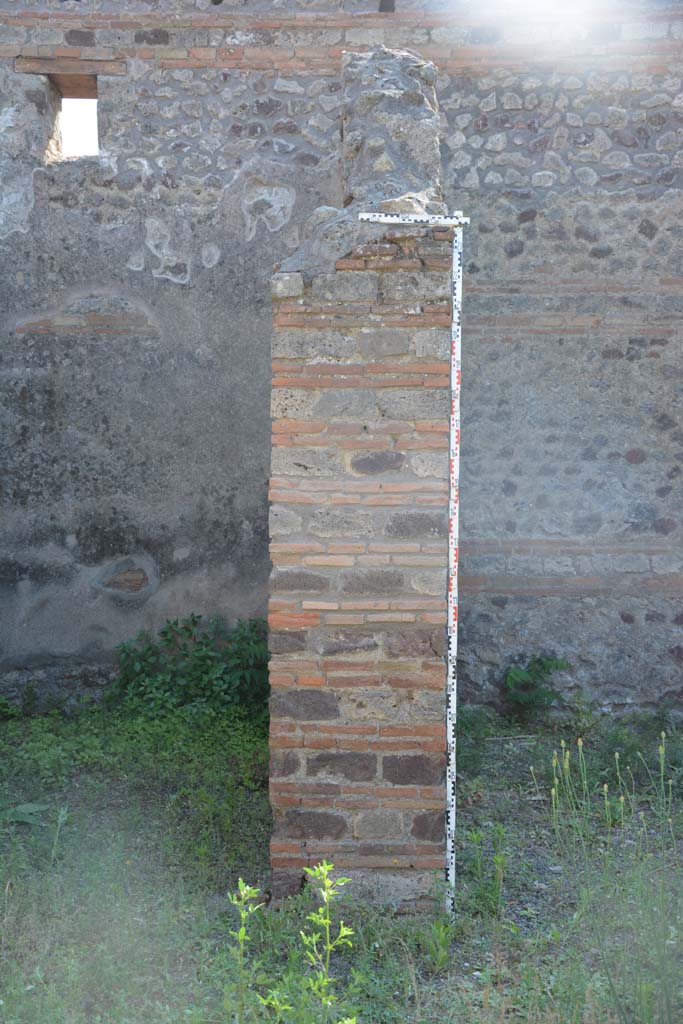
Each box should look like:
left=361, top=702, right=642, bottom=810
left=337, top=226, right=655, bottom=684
left=268, top=228, right=452, bottom=906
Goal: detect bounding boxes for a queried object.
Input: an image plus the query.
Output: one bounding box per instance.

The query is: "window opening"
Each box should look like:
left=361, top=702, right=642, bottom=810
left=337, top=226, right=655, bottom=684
left=46, top=74, right=99, bottom=161
left=59, top=98, right=99, bottom=157
left=379, top=0, right=395, bottom=11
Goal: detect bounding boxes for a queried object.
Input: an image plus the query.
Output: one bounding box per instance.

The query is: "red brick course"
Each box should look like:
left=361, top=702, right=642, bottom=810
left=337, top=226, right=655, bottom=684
left=5, top=8, right=683, bottom=77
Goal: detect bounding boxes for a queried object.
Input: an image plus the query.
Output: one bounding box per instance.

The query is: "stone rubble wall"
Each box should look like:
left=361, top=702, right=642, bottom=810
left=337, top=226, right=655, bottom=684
left=1, top=1, right=682, bottom=714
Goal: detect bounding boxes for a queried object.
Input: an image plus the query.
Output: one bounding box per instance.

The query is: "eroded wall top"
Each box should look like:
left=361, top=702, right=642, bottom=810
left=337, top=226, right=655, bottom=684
left=341, top=48, right=444, bottom=210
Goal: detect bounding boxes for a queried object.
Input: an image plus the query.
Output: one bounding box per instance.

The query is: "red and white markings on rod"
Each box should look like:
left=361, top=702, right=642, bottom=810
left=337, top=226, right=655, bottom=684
left=359, top=211, right=469, bottom=913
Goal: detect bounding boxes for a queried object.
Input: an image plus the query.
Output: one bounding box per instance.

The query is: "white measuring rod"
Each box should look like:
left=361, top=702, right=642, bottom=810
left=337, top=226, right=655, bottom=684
left=359, top=209, right=469, bottom=912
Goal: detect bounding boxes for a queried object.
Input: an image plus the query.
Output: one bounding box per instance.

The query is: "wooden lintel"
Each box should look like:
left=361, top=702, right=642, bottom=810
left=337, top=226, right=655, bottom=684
left=14, top=56, right=127, bottom=77
left=49, top=73, right=98, bottom=99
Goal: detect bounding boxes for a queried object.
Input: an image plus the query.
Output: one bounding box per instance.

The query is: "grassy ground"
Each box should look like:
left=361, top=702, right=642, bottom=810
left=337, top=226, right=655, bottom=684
left=1, top=703, right=682, bottom=1023
left=0, top=708, right=271, bottom=1023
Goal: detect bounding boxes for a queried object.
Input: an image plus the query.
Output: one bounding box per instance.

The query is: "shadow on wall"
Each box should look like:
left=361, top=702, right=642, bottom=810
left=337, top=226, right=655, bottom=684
left=1, top=291, right=269, bottom=705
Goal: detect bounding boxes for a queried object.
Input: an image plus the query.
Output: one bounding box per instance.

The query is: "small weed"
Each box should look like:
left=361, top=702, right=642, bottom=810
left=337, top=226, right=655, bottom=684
left=503, top=655, right=570, bottom=723
left=298, top=861, right=354, bottom=1020
left=49, top=805, right=69, bottom=866
left=0, top=696, right=19, bottom=721
left=20, top=682, right=40, bottom=717
left=224, top=878, right=266, bottom=1023
left=0, top=802, right=48, bottom=826
left=420, top=916, right=454, bottom=974
left=564, top=692, right=600, bottom=737
left=464, top=823, right=508, bottom=919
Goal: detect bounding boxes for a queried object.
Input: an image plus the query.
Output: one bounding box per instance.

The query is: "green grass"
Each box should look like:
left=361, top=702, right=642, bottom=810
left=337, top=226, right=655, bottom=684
left=0, top=706, right=270, bottom=1023
left=1, top=703, right=682, bottom=1023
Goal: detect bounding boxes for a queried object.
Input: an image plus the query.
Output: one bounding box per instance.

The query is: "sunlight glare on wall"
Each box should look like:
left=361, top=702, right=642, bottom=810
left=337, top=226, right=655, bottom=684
left=490, top=0, right=596, bottom=43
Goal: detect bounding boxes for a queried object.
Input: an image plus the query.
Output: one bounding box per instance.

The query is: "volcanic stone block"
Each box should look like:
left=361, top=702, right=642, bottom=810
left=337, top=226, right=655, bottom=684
left=307, top=751, right=377, bottom=781
left=382, top=754, right=446, bottom=786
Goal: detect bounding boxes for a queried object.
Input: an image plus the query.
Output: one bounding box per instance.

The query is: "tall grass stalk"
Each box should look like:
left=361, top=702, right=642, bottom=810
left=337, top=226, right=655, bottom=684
left=225, top=878, right=264, bottom=1024
left=49, top=805, right=69, bottom=866
left=537, top=736, right=682, bottom=1024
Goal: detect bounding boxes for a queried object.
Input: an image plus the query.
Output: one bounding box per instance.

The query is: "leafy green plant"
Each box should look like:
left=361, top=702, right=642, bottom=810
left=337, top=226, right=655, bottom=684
left=110, top=615, right=269, bottom=724
left=0, top=696, right=19, bottom=721
left=223, top=863, right=355, bottom=1024
left=419, top=917, right=454, bottom=974
left=503, top=655, right=569, bottom=723
left=0, top=802, right=48, bottom=826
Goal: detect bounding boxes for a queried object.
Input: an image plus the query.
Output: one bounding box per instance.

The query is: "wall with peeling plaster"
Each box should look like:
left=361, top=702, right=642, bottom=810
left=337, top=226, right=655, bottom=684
left=2, top=0, right=683, bottom=711
left=0, top=52, right=340, bottom=706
